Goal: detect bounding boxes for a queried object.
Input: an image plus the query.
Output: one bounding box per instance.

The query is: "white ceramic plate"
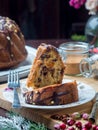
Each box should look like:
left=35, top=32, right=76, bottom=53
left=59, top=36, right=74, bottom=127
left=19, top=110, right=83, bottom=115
left=0, top=46, right=36, bottom=82
left=3, top=79, right=96, bottom=110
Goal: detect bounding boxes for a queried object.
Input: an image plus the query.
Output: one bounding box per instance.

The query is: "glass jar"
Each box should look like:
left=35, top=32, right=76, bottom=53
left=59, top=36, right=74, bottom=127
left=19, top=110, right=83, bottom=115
left=85, top=12, right=98, bottom=47
left=59, top=42, right=89, bottom=76
left=79, top=54, right=98, bottom=78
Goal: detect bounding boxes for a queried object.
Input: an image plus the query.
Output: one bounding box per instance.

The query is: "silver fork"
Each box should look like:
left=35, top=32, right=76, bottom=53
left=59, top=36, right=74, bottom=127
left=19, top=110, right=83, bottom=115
left=8, top=70, right=21, bottom=108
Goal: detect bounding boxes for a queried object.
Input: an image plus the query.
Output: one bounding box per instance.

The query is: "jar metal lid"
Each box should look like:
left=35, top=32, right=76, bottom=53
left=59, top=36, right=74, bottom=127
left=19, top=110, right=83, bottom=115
left=59, top=42, right=89, bottom=54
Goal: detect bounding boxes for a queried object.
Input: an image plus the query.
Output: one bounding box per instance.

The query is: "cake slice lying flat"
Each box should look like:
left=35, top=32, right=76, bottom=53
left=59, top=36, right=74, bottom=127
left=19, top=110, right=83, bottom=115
left=26, top=43, right=65, bottom=89
left=24, top=80, right=78, bottom=106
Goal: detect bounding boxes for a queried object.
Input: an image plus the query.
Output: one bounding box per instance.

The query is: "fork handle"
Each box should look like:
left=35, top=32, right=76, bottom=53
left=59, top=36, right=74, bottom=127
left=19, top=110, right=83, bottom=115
left=12, top=87, right=21, bottom=108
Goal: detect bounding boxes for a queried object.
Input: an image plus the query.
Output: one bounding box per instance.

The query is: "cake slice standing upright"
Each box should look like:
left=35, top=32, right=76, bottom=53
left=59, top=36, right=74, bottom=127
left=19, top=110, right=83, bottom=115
left=26, top=43, right=65, bottom=89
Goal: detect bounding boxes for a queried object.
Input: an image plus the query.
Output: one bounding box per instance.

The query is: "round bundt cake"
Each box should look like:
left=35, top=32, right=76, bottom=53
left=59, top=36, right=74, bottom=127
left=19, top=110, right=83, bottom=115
left=0, top=16, right=27, bottom=70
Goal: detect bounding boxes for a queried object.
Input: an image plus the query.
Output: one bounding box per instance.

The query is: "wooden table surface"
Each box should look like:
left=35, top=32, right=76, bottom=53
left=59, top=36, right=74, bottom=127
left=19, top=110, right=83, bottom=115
left=0, top=75, right=98, bottom=130
left=0, top=39, right=98, bottom=129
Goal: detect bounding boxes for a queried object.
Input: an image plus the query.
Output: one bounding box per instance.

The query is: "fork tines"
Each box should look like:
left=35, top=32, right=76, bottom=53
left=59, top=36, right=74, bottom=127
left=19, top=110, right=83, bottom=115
left=8, top=70, right=20, bottom=88
left=13, top=71, right=20, bottom=87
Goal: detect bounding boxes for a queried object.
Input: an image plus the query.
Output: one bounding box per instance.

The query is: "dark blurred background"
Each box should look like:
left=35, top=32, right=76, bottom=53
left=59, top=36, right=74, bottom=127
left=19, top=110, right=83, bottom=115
left=0, top=0, right=90, bottom=40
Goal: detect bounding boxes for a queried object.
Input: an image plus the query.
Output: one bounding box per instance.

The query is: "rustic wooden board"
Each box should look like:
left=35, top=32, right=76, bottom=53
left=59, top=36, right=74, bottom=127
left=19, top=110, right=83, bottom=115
left=0, top=75, right=98, bottom=130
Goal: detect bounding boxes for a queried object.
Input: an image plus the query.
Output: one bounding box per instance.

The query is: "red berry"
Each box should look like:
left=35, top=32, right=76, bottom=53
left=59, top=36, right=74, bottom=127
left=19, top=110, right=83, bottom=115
left=92, top=124, right=97, bottom=130
left=67, top=119, right=76, bottom=126
left=93, top=48, right=98, bottom=53
left=67, top=127, right=75, bottom=130
left=95, top=126, right=98, bottom=130
left=59, top=123, right=66, bottom=130
left=75, top=121, right=82, bottom=128
left=82, top=113, right=89, bottom=120
left=83, top=122, right=92, bottom=129
left=82, top=128, right=88, bottom=130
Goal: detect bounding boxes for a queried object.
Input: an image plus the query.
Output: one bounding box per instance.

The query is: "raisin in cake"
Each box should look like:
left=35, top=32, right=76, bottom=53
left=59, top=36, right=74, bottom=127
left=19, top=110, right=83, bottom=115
left=0, top=16, right=27, bottom=69
left=24, top=80, right=78, bottom=105
left=26, top=43, right=65, bottom=89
